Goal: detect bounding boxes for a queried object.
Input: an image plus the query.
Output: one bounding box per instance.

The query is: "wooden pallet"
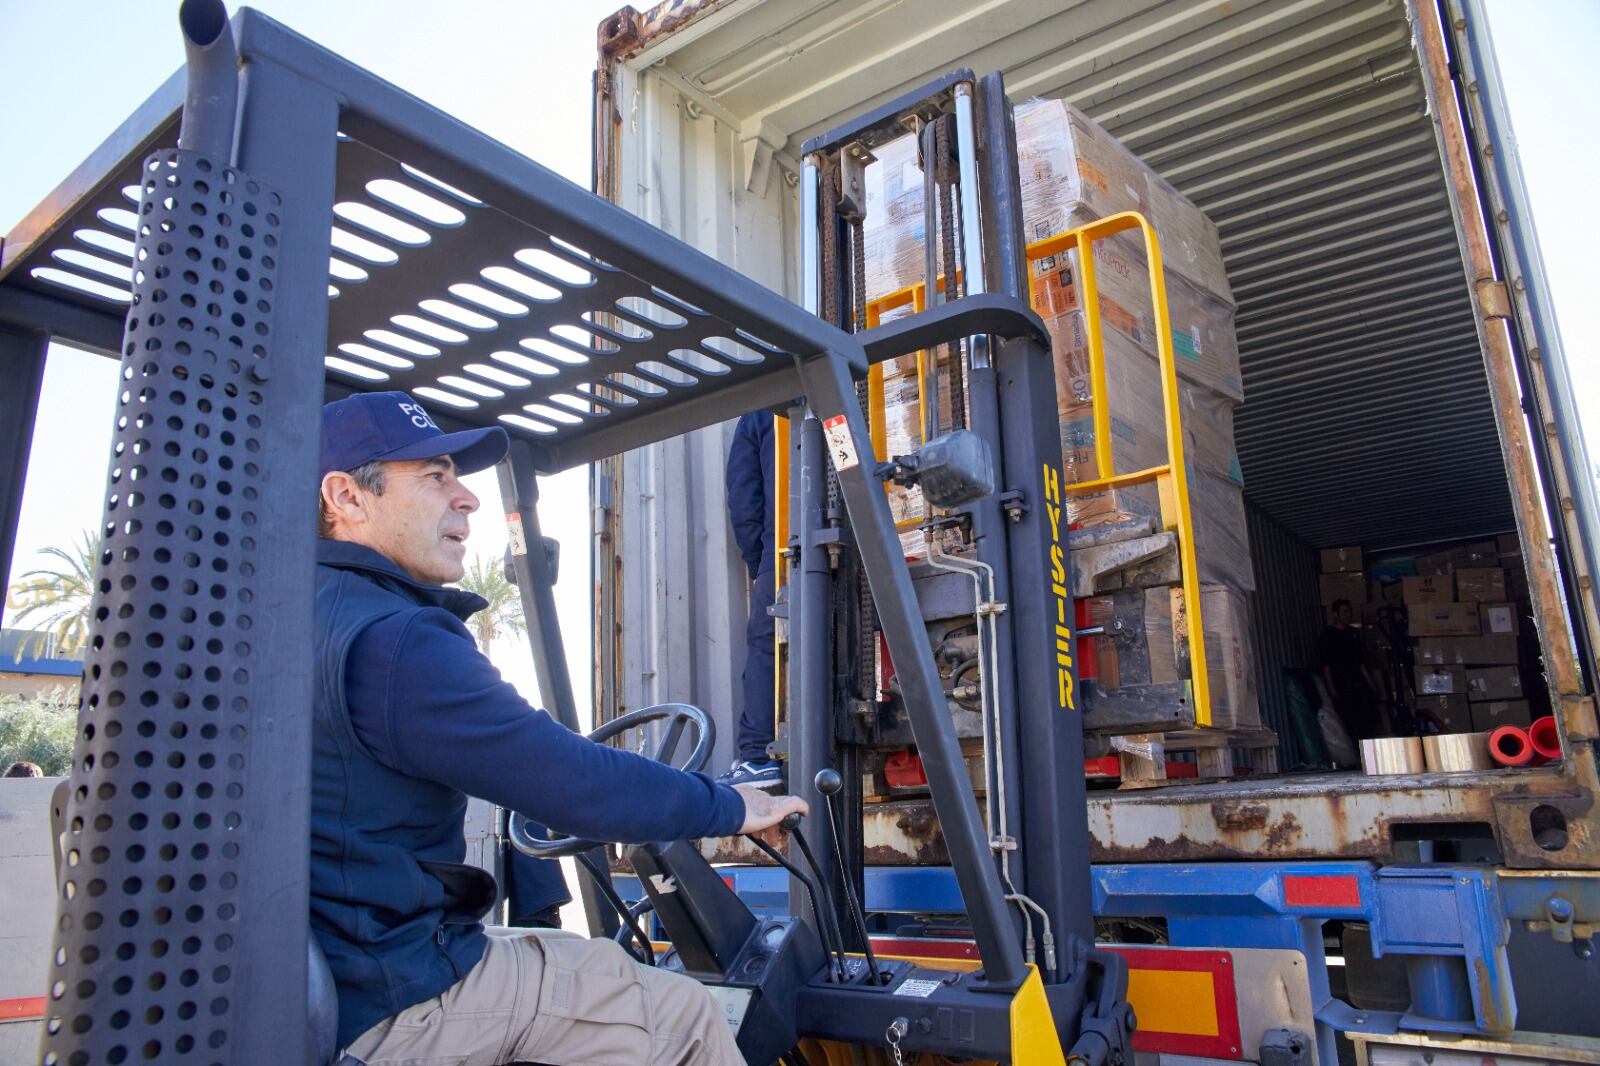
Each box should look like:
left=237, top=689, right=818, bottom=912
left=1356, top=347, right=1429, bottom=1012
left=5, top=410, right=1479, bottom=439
left=1112, top=727, right=1281, bottom=788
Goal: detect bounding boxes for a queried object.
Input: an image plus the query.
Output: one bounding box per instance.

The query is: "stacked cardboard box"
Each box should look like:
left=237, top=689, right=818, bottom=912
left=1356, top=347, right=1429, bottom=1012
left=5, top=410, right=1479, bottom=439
left=1395, top=536, right=1537, bottom=730
left=861, top=98, right=1257, bottom=730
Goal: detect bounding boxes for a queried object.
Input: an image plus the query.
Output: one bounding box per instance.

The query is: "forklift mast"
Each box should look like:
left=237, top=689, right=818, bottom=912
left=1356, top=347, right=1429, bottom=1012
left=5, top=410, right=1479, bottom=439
left=787, top=65, right=1129, bottom=1029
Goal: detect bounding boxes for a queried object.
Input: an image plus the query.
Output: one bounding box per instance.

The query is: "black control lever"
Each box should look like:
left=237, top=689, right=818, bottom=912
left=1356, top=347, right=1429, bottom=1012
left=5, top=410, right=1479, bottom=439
left=781, top=817, right=851, bottom=982
left=745, top=814, right=847, bottom=982
left=815, top=769, right=884, bottom=985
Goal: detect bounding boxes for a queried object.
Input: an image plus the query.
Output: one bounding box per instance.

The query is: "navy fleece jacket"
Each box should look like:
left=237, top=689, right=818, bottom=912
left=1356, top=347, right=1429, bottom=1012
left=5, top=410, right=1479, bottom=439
left=335, top=541, right=746, bottom=845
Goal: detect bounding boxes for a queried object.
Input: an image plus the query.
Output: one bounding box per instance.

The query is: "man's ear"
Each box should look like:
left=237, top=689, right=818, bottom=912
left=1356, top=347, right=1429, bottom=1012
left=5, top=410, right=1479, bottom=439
left=321, top=470, right=367, bottom=531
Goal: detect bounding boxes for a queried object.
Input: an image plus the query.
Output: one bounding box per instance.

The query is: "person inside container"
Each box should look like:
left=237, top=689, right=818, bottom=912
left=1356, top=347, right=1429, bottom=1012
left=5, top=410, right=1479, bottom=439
left=1318, top=598, right=1382, bottom=739
left=312, top=390, right=805, bottom=1066
left=718, top=408, right=783, bottom=790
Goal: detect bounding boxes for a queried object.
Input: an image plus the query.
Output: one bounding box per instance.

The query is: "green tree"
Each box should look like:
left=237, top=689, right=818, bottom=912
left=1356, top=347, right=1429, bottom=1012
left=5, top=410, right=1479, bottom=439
left=0, top=688, right=78, bottom=777
left=7, top=529, right=101, bottom=662
left=455, top=552, right=526, bottom=654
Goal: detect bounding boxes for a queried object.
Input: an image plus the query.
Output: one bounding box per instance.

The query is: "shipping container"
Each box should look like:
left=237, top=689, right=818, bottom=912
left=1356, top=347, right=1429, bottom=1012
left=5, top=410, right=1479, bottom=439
left=591, top=0, right=1600, bottom=872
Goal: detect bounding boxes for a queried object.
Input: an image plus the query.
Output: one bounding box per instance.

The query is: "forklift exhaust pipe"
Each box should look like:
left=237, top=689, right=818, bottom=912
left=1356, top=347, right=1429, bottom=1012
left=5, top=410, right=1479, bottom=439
left=177, top=0, right=238, bottom=160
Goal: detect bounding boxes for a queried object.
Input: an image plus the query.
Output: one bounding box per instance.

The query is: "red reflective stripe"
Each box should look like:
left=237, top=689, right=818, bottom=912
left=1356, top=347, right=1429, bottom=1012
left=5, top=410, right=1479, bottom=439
left=868, top=937, right=980, bottom=961
left=0, top=996, right=47, bottom=1021
left=1283, top=874, right=1362, bottom=908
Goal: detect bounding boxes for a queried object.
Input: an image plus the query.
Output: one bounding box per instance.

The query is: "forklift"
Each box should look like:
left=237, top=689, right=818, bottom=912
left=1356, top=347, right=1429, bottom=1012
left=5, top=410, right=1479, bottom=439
left=1, top=2, right=1130, bottom=1062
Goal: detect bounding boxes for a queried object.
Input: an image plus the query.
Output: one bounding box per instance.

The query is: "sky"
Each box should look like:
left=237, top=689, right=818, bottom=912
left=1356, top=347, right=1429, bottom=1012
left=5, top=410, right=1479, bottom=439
left=1, top=0, right=1597, bottom=717
left=0, top=0, right=633, bottom=719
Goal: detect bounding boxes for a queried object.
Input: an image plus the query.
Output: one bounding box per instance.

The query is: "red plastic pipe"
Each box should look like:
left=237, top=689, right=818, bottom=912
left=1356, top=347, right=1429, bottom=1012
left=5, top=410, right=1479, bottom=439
left=1488, top=725, right=1533, bottom=767
left=1528, top=715, right=1562, bottom=763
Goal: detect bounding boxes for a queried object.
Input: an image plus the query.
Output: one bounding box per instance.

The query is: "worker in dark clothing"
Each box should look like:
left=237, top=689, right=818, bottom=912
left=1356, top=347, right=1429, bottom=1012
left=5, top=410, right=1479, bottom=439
left=1318, top=598, right=1382, bottom=739
left=718, top=409, right=782, bottom=789
left=312, top=391, right=805, bottom=1065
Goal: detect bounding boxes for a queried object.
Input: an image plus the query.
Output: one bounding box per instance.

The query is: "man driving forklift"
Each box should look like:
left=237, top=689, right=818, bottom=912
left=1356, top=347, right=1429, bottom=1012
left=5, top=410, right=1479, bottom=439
left=311, top=390, right=806, bottom=1065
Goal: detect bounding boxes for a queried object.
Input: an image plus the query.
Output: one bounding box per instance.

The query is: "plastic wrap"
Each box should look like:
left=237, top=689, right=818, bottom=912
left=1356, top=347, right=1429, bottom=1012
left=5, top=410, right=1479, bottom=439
left=1014, top=98, right=1233, bottom=304
left=1113, top=583, right=1261, bottom=730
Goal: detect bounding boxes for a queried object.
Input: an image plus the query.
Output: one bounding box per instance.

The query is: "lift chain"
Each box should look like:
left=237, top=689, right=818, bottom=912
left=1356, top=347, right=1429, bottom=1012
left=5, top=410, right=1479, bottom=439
left=935, top=112, right=966, bottom=431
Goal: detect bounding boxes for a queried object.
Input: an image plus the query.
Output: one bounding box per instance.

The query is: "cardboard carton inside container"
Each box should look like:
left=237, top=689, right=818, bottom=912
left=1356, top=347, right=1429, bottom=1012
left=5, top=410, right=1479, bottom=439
left=1321, top=546, right=1363, bottom=573
left=1145, top=584, right=1260, bottom=730
left=1481, top=602, right=1521, bottom=635
left=1046, top=311, right=1242, bottom=483
left=1410, top=602, right=1482, bottom=637
left=1013, top=98, right=1233, bottom=303
left=1466, top=665, right=1524, bottom=702
left=1403, top=574, right=1455, bottom=604
left=1455, top=567, right=1506, bottom=603
left=1081, top=583, right=1259, bottom=730
left=1320, top=572, right=1367, bottom=606
left=1028, top=241, right=1242, bottom=401
left=1414, top=693, right=1472, bottom=733
left=1415, top=635, right=1519, bottom=666
left=1473, top=699, right=1533, bottom=730
left=1415, top=665, right=1466, bottom=696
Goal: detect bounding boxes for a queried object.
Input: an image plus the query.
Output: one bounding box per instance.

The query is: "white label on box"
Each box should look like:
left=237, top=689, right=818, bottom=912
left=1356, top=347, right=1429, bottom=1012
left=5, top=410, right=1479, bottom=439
left=893, top=978, right=942, bottom=998
left=505, top=513, right=528, bottom=557
left=1421, top=672, right=1454, bottom=695
left=1485, top=606, right=1514, bottom=633
left=823, top=414, right=860, bottom=471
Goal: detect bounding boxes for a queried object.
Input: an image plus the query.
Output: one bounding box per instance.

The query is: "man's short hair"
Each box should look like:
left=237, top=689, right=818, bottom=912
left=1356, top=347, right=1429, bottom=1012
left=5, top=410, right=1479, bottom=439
left=1330, top=598, right=1351, bottom=613
left=4, top=761, right=44, bottom=778
left=318, top=460, right=388, bottom=537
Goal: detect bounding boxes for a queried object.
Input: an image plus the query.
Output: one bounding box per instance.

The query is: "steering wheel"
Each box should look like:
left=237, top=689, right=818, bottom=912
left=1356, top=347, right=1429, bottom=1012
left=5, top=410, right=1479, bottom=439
left=507, top=702, right=715, bottom=860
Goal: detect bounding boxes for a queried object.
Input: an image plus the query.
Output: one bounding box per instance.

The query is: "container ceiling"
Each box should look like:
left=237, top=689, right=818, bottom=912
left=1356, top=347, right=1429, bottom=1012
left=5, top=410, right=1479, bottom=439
left=622, top=0, right=1516, bottom=550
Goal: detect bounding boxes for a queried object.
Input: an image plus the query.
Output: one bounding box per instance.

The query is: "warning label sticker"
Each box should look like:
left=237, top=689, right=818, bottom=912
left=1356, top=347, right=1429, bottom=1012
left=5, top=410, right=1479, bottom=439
left=892, top=978, right=942, bottom=998
left=822, top=414, right=859, bottom=471
left=505, top=513, right=528, bottom=557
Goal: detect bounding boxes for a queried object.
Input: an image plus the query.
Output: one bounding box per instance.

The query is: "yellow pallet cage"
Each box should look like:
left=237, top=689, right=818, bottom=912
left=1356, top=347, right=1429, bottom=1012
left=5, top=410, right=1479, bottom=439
left=778, top=211, right=1211, bottom=727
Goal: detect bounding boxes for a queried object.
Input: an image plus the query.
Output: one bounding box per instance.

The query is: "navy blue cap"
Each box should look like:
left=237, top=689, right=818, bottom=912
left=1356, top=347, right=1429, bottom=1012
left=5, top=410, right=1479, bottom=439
left=320, top=391, right=509, bottom=479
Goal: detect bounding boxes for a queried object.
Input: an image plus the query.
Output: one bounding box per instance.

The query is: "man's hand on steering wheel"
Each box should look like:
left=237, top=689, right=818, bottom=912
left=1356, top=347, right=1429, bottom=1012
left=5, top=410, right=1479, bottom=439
left=735, top=785, right=808, bottom=846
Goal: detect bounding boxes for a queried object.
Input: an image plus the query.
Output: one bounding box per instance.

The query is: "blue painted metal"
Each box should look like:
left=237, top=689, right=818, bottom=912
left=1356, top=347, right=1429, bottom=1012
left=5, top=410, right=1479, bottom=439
left=0, top=627, right=83, bottom=676
left=1404, top=956, right=1474, bottom=1023
left=1370, top=866, right=1514, bottom=1035
left=616, top=860, right=1592, bottom=1064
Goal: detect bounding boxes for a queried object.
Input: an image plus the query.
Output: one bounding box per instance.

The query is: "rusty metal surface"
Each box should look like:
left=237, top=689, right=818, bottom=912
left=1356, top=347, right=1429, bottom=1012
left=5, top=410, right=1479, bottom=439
left=598, top=0, right=731, bottom=60
left=1411, top=0, right=1582, bottom=705
left=696, top=768, right=1595, bottom=869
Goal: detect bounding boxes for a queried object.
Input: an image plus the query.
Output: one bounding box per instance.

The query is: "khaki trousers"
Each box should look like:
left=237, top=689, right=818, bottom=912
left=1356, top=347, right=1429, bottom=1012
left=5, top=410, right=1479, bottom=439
left=342, top=929, right=745, bottom=1066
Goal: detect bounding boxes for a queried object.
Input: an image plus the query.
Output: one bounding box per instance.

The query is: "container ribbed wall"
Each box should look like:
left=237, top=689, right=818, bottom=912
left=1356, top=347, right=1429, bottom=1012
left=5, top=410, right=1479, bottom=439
left=1245, top=502, right=1323, bottom=768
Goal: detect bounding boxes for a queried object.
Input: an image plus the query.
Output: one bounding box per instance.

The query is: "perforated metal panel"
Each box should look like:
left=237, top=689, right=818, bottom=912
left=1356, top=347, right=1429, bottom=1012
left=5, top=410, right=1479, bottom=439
left=9, top=127, right=814, bottom=475
left=40, top=148, right=281, bottom=1066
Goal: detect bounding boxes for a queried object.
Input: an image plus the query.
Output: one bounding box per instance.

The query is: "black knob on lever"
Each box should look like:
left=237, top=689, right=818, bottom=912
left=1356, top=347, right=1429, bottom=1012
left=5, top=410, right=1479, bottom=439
left=780, top=811, right=803, bottom=833
left=813, top=767, right=884, bottom=984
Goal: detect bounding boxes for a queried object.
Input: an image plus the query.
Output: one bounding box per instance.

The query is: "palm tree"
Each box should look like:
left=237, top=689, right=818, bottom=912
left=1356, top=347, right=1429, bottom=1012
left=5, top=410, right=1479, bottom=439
left=7, top=529, right=101, bottom=662
left=455, top=552, right=526, bottom=654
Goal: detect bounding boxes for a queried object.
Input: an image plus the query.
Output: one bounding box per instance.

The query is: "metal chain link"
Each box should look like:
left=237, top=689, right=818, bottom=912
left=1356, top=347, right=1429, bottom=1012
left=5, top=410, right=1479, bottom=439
left=886, top=1017, right=909, bottom=1065
left=935, top=113, right=966, bottom=431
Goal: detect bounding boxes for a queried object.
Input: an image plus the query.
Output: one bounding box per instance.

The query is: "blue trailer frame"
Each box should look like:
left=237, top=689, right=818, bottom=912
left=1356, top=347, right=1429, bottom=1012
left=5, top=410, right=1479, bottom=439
left=615, top=861, right=1599, bottom=1064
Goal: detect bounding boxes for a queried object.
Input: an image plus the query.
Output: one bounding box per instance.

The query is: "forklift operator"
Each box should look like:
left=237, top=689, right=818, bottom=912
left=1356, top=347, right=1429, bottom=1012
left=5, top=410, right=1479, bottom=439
left=312, top=391, right=806, bottom=1065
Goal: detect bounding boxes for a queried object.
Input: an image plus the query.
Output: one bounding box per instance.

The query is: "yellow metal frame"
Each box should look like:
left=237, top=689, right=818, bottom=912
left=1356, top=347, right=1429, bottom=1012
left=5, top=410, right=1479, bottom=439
left=861, top=210, right=1212, bottom=726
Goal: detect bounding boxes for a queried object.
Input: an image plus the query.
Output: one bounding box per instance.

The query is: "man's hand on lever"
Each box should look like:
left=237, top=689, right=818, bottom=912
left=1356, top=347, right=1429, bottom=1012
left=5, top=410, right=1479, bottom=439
left=735, top=784, right=809, bottom=845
